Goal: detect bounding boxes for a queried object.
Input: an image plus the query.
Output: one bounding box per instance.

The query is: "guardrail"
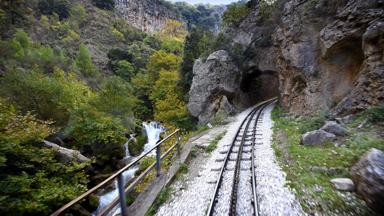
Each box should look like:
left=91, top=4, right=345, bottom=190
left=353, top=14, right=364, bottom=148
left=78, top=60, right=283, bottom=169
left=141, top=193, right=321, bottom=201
left=51, top=129, right=181, bottom=216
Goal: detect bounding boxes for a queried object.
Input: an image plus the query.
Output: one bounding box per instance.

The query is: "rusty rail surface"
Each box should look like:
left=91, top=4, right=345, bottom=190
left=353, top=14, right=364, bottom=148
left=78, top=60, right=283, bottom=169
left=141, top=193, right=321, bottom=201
left=51, top=129, right=181, bottom=216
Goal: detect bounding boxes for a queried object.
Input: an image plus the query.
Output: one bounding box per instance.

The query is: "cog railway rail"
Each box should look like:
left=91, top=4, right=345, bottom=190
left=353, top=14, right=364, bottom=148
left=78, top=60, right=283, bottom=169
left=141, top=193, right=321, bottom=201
left=207, top=99, right=276, bottom=216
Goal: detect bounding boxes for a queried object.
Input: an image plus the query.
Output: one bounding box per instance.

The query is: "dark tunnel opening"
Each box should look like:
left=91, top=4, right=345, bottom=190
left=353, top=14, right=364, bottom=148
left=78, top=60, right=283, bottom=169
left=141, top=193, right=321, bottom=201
left=240, top=69, right=279, bottom=106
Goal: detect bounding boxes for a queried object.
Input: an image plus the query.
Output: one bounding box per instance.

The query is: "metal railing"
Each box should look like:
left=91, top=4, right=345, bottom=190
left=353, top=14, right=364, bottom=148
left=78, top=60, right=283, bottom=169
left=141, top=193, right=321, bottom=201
left=51, top=129, right=181, bottom=216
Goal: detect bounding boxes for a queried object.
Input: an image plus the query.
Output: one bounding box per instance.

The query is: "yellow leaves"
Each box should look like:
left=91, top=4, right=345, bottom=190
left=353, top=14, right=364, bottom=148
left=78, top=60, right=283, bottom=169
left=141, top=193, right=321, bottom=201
left=110, top=27, right=124, bottom=41
left=0, top=98, right=54, bottom=144
left=147, top=50, right=181, bottom=82
left=157, top=19, right=187, bottom=42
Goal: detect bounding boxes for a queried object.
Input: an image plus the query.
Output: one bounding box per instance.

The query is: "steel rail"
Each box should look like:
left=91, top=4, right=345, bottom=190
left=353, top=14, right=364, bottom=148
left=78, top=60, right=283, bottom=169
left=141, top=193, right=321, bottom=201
left=230, top=99, right=274, bottom=215
left=249, top=99, right=275, bottom=216
left=51, top=129, right=180, bottom=216
left=206, top=98, right=277, bottom=216
left=206, top=107, right=257, bottom=216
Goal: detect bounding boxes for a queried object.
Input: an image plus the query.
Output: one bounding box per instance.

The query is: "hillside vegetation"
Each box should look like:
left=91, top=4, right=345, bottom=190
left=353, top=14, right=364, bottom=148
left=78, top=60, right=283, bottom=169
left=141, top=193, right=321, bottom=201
left=0, top=0, right=207, bottom=214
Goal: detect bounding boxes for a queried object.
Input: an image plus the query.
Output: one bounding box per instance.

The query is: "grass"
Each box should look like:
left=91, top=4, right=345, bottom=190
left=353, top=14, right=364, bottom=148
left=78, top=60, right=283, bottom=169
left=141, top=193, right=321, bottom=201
left=271, top=106, right=383, bottom=215
left=145, top=186, right=173, bottom=216
left=178, top=163, right=188, bottom=174
left=206, top=131, right=226, bottom=153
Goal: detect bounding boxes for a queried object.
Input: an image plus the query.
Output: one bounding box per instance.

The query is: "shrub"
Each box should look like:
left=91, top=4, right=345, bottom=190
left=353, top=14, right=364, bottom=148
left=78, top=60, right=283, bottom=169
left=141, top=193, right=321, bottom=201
left=222, top=2, right=251, bottom=27
left=91, top=76, right=137, bottom=129
left=129, top=134, right=147, bottom=156
left=298, top=111, right=329, bottom=134
left=178, top=163, right=188, bottom=174
left=366, top=103, right=384, bottom=124
left=38, top=0, right=70, bottom=20
left=112, top=60, right=136, bottom=80
left=92, top=0, right=115, bottom=10
left=0, top=98, right=89, bottom=215
left=65, top=107, right=126, bottom=170
left=0, top=69, right=92, bottom=126
left=74, top=43, right=97, bottom=77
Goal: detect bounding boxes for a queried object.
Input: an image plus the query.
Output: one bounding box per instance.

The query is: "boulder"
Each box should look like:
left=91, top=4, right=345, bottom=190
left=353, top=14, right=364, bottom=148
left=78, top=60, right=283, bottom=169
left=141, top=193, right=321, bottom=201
left=321, top=121, right=349, bottom=136
left=188, top=50, right=241, bottom=124
left=330, top=178, right=355, bottom=191
left=351, top=148, right=384, bottom=214
left=301, top=130, right=336, bottom=146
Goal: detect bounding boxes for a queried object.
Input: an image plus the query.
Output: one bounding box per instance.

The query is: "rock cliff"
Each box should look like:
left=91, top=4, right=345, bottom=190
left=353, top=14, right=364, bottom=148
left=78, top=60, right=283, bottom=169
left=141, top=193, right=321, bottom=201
left=188, top=50, right=241, bottom=123
left=116, top=0, right=179, bottom=33
left=188, top=0, right=384, bottom=122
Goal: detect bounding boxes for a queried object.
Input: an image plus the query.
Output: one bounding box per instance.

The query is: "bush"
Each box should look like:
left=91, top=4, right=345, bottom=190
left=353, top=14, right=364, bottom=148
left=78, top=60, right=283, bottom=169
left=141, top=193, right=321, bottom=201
left=92, top=0, right=115, bottom=10
left=366, top=103, right=384, bottom=124
left=38, top=0, right=70, bottom=20
left=65, top=107, right=126, bottom=170
left=75, top=43, right=97, bottom=77
left=0, top=98, right=89, bottom=215
left=0, top=69, right=92, bottom=126
left=298, top=111, right=329, bottom=134
left=129, top=134, right=147, bottom=156
left=222, top=2, right=251, bottom=27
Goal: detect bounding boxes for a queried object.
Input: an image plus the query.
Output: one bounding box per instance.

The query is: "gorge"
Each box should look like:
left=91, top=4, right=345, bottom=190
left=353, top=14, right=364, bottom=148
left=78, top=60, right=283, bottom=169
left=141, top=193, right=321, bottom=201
left=0, top=0, right=383, bottom=215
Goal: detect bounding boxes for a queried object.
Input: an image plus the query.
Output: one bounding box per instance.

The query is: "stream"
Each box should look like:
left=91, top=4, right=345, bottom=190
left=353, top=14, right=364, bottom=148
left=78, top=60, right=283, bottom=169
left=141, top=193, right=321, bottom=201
left=93, top=122, right=165, bottom=216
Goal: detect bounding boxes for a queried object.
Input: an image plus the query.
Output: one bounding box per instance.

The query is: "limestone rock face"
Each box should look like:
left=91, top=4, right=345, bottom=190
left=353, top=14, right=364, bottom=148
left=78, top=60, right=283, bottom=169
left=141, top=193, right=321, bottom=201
left=351, top=148, right=384, bottom=214
left=301, top=130, right=336, bottom=146
left=116, top=0, right=179, bottom=33
left=188, top=50, right=242, bottom=123
left=187, top=0, right=383, bottom=123
left=276, top=0, right=384, bottom=116
left=321, top=121, right=349, bottom=136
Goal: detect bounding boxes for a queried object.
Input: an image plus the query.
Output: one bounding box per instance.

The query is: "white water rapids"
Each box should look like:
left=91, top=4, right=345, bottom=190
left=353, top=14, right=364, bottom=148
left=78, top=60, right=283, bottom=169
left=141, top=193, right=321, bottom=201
left=93, top=122, right=165, bottom=216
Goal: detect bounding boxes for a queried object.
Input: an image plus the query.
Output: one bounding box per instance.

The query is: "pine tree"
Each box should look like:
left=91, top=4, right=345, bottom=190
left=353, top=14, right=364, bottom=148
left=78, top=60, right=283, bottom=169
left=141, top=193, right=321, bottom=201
left=75, top=43, right=96, bottom=77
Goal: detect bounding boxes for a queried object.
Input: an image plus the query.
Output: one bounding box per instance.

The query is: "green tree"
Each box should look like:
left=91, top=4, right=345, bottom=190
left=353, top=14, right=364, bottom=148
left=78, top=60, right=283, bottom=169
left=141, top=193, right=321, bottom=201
left=65, top=107, right=126, bottom=170
left=75, top=43, right=97, bottom=77
left=0, top=98, right=89, bottom=215
left=150, top=70, right=192, bottom=129
left=179, top=28, right=209, bottom=96
left=113, top=60, right=136, bottom=80
left=147, top=50, right=181, bottom=82
left=161, top=37, right=184, bottom=55
left=0, top=69, right=93, bottom=126
left=131, top=72, right=153, bottom=120
left=222, top=2, right=251, bottom=27
left=92, top=76, right=137, bottom=129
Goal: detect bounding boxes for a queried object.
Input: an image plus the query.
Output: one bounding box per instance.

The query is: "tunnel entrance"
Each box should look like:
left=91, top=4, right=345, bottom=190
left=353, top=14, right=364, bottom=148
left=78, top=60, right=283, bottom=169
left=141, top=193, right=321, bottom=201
left=240, top=69, right=279, bottom=106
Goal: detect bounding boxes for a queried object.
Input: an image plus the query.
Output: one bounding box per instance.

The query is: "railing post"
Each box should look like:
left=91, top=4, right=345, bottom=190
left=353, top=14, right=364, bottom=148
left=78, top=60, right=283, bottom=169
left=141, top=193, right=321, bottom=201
left=156, top=145, right=161, bottom=176
left=117, top=174, right=128, bottom=216
left=176, top=131, right=181, bottom=156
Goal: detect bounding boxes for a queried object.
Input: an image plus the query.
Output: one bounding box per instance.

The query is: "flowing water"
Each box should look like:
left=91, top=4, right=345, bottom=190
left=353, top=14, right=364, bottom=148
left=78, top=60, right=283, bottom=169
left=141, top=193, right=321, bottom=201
left=94, top=122, right=165, bottom=216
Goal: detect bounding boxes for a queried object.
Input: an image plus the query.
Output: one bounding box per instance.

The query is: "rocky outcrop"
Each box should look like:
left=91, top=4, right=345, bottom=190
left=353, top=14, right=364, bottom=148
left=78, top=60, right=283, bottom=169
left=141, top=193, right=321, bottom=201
left=116, top=0, right=179, bottom=33
left=276, top=0, right=384, bottom=116
left=188, top=0, right=383, bottom=121
left=351, top=148, right=384, bottom=214
left=188, top=50, right=242, bottom=123
left=320, top=121, right=349, bottom=136
left=301, top=129, right=336, bottom=145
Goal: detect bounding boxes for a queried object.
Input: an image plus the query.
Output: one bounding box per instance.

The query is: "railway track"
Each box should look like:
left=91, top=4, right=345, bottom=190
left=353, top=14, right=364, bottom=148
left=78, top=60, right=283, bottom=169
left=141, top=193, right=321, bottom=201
left=207, top=99, right=276, bottom=216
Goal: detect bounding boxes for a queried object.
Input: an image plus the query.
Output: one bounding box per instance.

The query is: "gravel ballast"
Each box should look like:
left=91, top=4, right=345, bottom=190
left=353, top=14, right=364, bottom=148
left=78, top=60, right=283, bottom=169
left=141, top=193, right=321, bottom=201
left=156, top=103, right=305, bottom=216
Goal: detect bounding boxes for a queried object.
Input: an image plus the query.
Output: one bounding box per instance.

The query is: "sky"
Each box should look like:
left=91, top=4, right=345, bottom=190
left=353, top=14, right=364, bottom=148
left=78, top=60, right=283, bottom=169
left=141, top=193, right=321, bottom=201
left=167, top=0, right=240, bottom=5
